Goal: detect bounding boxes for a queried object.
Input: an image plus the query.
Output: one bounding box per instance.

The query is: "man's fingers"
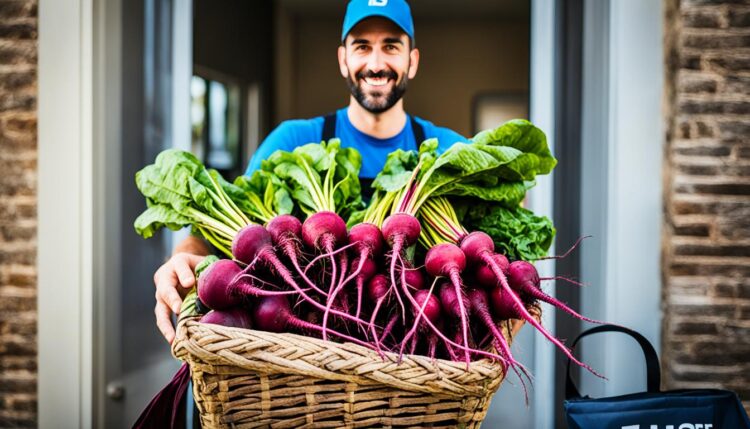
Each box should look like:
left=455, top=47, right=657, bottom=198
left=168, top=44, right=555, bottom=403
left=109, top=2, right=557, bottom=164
left=175, top=253, right=206, bottom=289
left=156, top=276, right=184, bottom=314
left=155, top=301, right=176, bottom=344
left=174, top=259, right=197, bottom=290
left=152, top=253, right=207, bottom=342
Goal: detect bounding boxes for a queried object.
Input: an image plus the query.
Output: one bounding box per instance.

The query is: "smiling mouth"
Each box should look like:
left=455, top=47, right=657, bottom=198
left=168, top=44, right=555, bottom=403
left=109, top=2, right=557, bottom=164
left=363, top=76, right=391, bottom=87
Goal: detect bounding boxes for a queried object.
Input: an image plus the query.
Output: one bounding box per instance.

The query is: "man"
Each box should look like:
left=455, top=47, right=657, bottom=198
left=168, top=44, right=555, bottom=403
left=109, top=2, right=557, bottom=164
left=153, top=0, right=467, bottom=343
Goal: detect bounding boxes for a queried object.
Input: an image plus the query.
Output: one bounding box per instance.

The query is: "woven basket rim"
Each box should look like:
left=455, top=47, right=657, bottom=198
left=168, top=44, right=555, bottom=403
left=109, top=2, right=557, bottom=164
left=172, top=307, right=539, bottom=398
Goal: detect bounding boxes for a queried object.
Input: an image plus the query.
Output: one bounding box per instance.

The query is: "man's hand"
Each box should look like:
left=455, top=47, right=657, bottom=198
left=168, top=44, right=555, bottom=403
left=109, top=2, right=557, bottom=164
left=153, top=252, right=206, bottom=343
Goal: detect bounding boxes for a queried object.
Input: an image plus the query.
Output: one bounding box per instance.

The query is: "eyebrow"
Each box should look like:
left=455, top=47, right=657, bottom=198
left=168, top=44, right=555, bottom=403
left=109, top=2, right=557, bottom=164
left=350, top=37, right=405, bottom=46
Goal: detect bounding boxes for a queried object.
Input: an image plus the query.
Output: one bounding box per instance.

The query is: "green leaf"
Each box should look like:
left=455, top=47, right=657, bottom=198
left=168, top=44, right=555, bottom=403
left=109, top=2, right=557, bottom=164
left=438, top=181, right=532, bottom=209
left=472, top=119, right=557, bottom=177
left=346, top=208, right=367, bottom=228
left=456, top=200, right=556, bottom=261
left=262, top=140, right=362, bottom=216
left=133, top=203, right=191, bottom=239
left=372, top=149, right=419, bottom=192
left=274, top=188, right=294, bottom=215
left=410, top=122, right=556, bottom=205
left=135, top=164, right=193, bottom=212
left=195, top=255, right=220, bottom=278
left=188, top=176, right=215, bottom=213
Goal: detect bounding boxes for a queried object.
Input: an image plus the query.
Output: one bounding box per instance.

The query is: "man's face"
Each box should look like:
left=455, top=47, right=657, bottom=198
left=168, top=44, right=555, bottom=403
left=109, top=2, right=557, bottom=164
left=338, top=17, right=420, bottom=114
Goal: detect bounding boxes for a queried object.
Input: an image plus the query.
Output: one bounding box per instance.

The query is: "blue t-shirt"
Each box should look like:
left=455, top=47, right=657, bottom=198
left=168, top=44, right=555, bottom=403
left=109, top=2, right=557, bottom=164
left=245, top=108, right=467, bottom=178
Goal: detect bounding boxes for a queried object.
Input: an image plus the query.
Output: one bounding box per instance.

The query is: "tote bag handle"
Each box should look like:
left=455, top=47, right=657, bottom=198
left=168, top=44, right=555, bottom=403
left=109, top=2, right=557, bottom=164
left=565, top=324, right=661, bottom=399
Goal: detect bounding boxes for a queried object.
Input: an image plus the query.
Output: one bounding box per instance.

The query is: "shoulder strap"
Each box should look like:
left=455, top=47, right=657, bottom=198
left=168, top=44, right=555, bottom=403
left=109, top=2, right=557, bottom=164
left=566, top=324, right=661, bottom=399
left=321, top=113, right=337, bottom=141
left=410, top=115, right=425, bottom=146
left=325, top=112, right=424, bottom=146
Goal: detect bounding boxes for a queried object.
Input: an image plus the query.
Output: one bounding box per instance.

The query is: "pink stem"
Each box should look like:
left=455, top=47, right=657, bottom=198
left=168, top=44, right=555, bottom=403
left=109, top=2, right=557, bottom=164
left=524, top=286, right=606, bottom=325
left=369, top=297, right=386, bottom=358
left=303, top=241, right=356, bottom=276
left=535, top=235, right=591, bottom=261
left=449, top=268, right=471, bottom=366
left=388, top=236, right=407, bottom=321
left=540, top=276, right=587, bottom=287
left=482, top=252, right=603, bottom=378
left=281, top=240, right=329, bottom=297
left=257, top=248, right=374, bottom=329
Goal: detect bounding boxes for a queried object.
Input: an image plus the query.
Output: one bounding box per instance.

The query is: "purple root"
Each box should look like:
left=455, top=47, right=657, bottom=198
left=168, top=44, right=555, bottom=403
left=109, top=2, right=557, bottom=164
left=540, top=276, right=587, bottom=287
left=535, top=235, right=591, bottom=261
left=256, top=247, right=374, bottom=330
left=448, top=269, right=471, bottom=366
left=482, top=253, right=604, bottom=378
left=522, top=286, right=606, bottom=325
left=280, top=240, right=329, bottom=297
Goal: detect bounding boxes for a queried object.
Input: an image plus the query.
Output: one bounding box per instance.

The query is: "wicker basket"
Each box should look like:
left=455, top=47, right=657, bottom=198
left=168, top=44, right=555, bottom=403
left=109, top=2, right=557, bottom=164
left=172, top=310, right=536, bottom=429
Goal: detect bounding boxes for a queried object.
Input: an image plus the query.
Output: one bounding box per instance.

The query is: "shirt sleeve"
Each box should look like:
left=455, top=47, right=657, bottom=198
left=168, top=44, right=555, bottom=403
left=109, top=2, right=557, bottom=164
left=244, top=118, right=323, bottom=176
left=414, top=117, right=469, bottom=153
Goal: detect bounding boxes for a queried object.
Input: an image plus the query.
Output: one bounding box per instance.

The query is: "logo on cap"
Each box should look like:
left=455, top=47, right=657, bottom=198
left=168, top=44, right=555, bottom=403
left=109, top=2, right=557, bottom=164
left=368, top=0, right=388, bottom=6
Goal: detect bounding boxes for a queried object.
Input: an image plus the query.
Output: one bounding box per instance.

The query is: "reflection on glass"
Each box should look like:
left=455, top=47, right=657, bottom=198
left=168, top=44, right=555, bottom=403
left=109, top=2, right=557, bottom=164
left=190, top=76, right=207, bottom=160
left=190, top=74, right=243, bottom=178
left=208, top=81, right=232, bottom=170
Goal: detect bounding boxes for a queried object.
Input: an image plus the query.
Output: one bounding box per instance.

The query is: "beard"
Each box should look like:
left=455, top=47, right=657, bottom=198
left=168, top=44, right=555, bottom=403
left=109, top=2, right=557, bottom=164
left=346, top=68, right=409, bottom=114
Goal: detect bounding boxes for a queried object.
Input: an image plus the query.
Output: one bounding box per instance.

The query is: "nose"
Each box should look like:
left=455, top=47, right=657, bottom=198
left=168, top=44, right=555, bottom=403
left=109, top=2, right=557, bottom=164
left=366, top=49, right=386, bottom=73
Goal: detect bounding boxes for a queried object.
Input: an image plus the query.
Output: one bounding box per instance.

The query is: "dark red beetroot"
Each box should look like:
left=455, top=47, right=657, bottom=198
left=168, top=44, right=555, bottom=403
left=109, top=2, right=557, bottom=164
left=338, top=222, right=384, bottom=318
left=396, top=283, right=508, bottom=363
left=488, top=285, right=601, bottom=377
left=198, top=259, right=243, bottom=310
left=349, top=222, right=384, bottom=258
left=460, top=230, right=602, bottom=375
left=381, top=213, right=422, bottom=318
left=400, top=289, right=442, bottom=360
left=437, top=280, right=464, bottom=320
left=266, top=214, right=302, bottom=246
left=232, top=224, right=273, bottom=265
left=467, top=288, right=531, bottom=394
left=402, top=264, right=426, bottom=290
left=424, top=242, right=471, bottom=364
left=366, top=274, right=391, bottom=356
left=475, top=254, right=510, bottom=288
left=252, top=295, right=373, bottom=349
left=301, top=211, right=350, bottom=337
left=267, top=214, right=328, bottom=297
left=233, top=224, right=370, bottom=330
left=350, top=257, right=377, bottom=318
left=200, top=308, right=252, bottom=329
left=506, top=261, right=603, bottom=324
left=232, top=224, right=325, bottom=296
left=301, top=211, right=348, bottom=251
left=381, top=213, right=422, bottom=249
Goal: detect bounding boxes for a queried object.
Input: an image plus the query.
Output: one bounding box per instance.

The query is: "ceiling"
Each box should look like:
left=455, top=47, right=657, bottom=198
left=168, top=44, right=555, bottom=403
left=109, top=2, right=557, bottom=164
left=279, top=0, right=529, bottom=20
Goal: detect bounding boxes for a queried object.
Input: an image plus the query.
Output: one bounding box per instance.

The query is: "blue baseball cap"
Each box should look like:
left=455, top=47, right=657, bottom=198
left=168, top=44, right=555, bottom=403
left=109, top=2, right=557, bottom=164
left=341, top=0, right=415, bottom=42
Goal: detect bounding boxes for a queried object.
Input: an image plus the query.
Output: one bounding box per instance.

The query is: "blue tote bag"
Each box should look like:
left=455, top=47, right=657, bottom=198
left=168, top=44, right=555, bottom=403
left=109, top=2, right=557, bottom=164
left=564, top=325, right=750, bottom=429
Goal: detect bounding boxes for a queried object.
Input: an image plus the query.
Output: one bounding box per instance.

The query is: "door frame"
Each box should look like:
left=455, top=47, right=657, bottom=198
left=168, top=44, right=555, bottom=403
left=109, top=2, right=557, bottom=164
left=38, top=0, right=98, bottom=426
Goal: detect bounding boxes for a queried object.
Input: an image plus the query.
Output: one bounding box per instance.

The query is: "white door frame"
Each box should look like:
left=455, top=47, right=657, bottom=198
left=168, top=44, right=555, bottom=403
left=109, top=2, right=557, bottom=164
left=579, top=0, right=663, bottom=397
left=528, top=0, right=557, bottom=427
left=38, top=0, right=96, bottom=427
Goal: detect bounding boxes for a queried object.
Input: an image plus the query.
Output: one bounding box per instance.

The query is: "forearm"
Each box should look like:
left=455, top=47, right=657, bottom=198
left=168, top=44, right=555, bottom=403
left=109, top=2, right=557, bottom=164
left=173, top=235, right=211, bottom=257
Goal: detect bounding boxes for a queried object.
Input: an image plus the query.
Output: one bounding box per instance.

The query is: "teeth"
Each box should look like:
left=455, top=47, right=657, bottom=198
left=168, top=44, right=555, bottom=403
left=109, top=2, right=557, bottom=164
left=364, top=77, right=389, bottom=86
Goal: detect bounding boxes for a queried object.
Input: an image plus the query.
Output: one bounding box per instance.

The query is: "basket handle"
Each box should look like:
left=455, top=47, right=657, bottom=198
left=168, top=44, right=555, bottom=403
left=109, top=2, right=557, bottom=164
left=565, top=324, right=661, bottom=399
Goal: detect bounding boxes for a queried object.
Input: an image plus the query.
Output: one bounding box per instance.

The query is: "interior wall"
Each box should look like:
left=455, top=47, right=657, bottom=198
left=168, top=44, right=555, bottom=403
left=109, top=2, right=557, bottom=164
left=193, top=0, right=273, bottom=83
left=276, top=10, right=529, bottom=137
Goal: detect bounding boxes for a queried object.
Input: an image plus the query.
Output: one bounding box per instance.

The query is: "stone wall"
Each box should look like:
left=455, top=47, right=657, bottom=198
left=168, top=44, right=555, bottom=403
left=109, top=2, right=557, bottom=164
left=0, top=1, right=38, bottom=427
left=663, top=0, right=750, bottom=412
